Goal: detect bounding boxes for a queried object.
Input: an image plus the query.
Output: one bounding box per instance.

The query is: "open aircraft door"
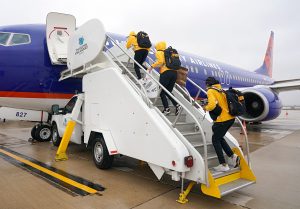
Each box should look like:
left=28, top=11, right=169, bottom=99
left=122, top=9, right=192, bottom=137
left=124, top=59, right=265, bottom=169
left=46, top=12, right=76, bottom=65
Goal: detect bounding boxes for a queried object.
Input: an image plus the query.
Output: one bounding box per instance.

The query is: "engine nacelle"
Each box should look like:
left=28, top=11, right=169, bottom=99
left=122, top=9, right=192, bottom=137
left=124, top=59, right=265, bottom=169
left=240, top=87, right=282, bottom=122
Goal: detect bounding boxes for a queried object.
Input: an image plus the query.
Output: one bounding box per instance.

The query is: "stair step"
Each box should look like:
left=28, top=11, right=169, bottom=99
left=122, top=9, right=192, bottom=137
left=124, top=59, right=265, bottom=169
left=210, top=167, right=240, bottom=179
left=165, top=113, right=187, bottom=122
left=175, top=122, right=196, bottom=132
left=219, top=179, right=255, bottom=196
left=206, top=151, right=218, bottom=160
left=182, top=131, right=203, bottom=144
left=182, top=131, right=201, bottom=136
left=193, top=143, right=215, bottom=155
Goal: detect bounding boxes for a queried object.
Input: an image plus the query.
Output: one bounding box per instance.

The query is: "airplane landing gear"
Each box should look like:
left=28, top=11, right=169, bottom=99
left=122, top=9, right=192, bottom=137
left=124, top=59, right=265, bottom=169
left=31, top=123, right=52, bottom=142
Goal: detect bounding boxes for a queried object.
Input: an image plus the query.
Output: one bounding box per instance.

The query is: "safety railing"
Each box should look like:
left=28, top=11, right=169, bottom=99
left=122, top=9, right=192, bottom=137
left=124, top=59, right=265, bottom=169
left=146, top=55, right=251, bottom=167
left=105, top=34, right=209, bottom=186
left=184, top=77, right=251, bottom=166
left=103, top=45, right=150, bottom=107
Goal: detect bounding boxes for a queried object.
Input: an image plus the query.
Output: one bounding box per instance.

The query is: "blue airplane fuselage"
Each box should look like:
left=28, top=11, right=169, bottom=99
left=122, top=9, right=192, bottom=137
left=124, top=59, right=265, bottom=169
left=0, top=24, right=282, bottom=121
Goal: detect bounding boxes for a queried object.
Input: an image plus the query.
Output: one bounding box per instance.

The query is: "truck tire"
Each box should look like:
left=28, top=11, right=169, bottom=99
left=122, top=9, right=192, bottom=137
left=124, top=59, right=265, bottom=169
left=52, top=123, right=61, bottom=147
left=92, top=137, right=114, bottom=169
left=35, top=124, right=52, bottom=142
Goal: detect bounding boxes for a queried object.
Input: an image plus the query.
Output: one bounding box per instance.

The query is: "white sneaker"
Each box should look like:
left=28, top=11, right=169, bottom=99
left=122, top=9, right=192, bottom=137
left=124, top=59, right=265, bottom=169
left=230, top=154, right=240, bottom=168
left=214, top=164, right=230, bottom=172
left=162, top=108, right=171, bottom=116
left=138, top=78, right=146, bottom=86
left=175, top=105, right=182, bottom=116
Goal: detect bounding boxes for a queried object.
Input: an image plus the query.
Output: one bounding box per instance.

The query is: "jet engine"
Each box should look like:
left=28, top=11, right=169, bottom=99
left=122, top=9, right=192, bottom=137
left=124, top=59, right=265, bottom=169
left=240, top=87, right=282, bottom=122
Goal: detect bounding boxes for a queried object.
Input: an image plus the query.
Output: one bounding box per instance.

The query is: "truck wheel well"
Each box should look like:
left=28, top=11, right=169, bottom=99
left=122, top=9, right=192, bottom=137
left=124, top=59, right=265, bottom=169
left=87, top=131, right=104, bottom=148
left=51, top=121, right=56, bottom=127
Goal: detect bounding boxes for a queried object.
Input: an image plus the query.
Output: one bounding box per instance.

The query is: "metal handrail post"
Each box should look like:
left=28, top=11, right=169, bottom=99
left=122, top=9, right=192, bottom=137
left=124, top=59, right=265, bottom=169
left=236, top=118, right=251, bottom=167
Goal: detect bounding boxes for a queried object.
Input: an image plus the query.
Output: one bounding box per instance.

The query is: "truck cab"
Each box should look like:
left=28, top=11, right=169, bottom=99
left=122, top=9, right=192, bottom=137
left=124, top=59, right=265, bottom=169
left=51, top=94, right=83, bottom=146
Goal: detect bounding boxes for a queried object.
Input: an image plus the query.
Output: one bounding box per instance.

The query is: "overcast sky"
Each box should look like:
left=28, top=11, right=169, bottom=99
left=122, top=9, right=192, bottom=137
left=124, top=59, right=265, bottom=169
left=1, top=0, right=300, bottom=105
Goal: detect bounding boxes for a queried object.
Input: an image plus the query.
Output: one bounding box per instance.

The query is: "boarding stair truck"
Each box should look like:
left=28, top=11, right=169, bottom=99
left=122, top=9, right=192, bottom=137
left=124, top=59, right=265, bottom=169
left=49, top=14, right=256, bottom=203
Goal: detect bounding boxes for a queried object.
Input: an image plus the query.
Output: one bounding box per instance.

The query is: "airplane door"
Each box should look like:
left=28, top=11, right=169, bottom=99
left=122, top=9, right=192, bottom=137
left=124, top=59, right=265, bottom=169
left=46, top=12, right=76, bottom=65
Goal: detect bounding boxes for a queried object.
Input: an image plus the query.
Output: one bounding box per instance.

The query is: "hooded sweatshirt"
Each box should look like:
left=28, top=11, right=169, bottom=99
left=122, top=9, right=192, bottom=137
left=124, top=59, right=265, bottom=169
left=151, top=41, right=171, bottom=74
left=205, top=84, right=235, bottom=122
left=126, top=31, right=150, bottom=51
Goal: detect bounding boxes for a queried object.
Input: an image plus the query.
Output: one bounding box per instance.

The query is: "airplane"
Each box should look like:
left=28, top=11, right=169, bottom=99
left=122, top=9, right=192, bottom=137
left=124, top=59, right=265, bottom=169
left=1, top=17, right=300, bottom=142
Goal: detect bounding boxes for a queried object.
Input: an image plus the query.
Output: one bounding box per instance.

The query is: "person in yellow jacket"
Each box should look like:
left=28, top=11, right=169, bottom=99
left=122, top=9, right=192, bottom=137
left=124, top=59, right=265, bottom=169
left=126, top=31, right=150, bottom=81
left=204, top=77, right=240, bottom=172
left=147, top=41, right=181, bottom=115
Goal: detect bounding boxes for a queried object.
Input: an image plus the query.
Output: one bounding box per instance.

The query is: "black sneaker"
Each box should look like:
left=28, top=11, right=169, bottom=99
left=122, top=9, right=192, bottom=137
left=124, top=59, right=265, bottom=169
left=175, top=105, right=182, bottom=116
left=231, top=154, right=241, bottom=168
left=162, top=108, right=171, bottom=115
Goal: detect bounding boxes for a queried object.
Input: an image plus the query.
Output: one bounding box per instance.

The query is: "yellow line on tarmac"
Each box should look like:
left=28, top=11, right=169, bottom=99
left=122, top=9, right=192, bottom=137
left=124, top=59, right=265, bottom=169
left=0, top=148, right=97, bottom=194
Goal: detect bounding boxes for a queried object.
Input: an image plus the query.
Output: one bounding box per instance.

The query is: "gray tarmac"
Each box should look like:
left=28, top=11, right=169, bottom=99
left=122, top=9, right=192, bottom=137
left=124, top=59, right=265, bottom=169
left=0, top=110, right=299, bottom=209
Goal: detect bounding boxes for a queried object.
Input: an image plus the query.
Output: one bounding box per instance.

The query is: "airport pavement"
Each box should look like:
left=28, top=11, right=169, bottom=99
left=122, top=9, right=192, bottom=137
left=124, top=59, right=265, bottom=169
left=0, top=110, right=299, bottom=209
left=235, top=129, right=300, bottom=209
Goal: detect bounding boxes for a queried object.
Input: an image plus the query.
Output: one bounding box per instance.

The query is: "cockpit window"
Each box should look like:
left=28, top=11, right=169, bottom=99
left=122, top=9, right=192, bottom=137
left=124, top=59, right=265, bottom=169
left=0, top=32, right=10, bottom=45
left=10, top=33, right=30, bottom=46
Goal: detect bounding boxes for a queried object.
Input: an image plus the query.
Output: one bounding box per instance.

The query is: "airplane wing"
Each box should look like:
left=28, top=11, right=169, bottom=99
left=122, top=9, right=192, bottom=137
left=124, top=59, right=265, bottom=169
left=267, top=79, right=300, bottom=93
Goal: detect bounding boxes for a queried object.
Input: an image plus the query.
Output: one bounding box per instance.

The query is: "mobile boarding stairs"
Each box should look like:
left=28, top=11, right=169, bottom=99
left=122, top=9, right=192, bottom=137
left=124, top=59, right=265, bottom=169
left=49, top=15, right=256, bottom=202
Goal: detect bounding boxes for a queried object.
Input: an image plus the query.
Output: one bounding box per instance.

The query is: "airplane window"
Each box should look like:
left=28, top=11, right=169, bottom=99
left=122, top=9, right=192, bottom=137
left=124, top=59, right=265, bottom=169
left=190, top=66, right=194, bottom=72
left=10, top=33, right=30, bottom=46
left=0, top=32, right=10, bottom=45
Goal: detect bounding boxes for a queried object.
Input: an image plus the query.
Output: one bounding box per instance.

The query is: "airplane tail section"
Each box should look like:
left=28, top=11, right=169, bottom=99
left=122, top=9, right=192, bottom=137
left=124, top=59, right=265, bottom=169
left=255, top=31, right=274, bottom=78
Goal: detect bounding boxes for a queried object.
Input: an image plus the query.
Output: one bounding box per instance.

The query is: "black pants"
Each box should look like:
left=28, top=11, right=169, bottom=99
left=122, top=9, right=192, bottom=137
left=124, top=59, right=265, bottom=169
left=212, top=119, right=235, bottom=164
left=159, top=70, right=178, bottom=109
left=134, top=49, right=148, bottom=79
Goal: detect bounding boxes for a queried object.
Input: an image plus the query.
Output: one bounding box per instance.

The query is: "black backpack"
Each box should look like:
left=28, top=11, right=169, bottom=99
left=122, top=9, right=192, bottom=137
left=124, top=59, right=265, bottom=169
left=136, top=31, right=152, bottom=48
left=224, top=88, right=246, bottom=116
left=209, top=87, right=246, bottom=117
left=164, top=46, right=181, bottom=70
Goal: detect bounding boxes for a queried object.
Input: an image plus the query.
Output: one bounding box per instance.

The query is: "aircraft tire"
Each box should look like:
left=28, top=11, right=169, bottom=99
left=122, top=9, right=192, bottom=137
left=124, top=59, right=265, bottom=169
left=51, top=123, right=61, bottom=147
left=92, top=137, right=114, bottom=169
left=31, top=125, right=38, bottom=140
left=35, top=124, right=52, bottom=142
